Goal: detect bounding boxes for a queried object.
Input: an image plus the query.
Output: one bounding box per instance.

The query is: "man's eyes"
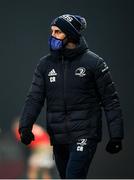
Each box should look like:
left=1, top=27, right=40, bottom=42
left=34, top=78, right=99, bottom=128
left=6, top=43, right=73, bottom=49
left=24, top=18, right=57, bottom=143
left=55, top=30, right=62, bottom=34
left=51, top=30, right=62, bottom=34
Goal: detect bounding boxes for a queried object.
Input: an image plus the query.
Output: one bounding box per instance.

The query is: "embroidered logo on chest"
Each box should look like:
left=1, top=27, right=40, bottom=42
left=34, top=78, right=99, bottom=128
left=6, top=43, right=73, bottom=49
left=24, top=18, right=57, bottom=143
left=75, top=67, right=86, bottom=77
left=48, top=69, right=57, bottom=82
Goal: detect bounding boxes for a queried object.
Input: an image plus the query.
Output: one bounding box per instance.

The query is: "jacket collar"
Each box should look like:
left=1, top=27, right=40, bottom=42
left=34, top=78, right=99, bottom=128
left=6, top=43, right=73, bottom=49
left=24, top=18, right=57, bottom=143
left=50, top=36, right=88, bottom=59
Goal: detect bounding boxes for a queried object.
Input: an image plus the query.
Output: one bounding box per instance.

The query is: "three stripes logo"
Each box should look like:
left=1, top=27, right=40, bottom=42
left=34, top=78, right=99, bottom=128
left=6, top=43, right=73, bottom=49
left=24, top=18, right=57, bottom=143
left=48, top=69, right=57, bottom=76
left=48, top=69, right=57, bottom=82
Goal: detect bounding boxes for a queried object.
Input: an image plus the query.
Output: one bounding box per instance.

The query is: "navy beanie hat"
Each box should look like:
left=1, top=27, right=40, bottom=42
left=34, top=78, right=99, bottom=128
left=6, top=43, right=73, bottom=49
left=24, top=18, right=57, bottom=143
left=51, top=14, right=87, bottom=42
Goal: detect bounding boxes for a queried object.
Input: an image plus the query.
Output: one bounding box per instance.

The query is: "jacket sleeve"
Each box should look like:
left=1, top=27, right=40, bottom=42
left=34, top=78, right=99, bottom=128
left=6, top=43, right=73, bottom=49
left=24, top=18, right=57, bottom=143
left=19, top=61, right=46, bottom=131
left=94, top=57, right=124, bottom=139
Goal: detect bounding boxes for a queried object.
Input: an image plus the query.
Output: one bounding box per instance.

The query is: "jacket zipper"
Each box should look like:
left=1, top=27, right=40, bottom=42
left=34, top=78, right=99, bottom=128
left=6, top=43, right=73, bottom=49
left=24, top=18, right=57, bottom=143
left=62, top=56, right=70, bottom=139
left=62, top=56, right=66, bottom=106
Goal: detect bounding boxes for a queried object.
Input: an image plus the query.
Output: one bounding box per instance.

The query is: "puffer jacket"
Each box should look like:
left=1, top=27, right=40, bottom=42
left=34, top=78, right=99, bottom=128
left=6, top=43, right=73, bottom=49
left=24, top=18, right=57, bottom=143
left=19, top=37, right=124, bottom=144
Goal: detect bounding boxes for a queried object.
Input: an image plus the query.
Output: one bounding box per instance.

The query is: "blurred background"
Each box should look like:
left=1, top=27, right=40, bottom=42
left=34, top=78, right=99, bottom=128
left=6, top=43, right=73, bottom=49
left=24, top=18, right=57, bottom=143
left=0, top=0, right=134, bottom=178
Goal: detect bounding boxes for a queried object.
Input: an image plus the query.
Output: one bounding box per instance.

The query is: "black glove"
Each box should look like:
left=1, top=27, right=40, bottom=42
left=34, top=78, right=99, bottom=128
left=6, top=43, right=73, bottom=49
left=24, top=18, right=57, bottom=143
left=19, top=128, right=35, bottom=145
left=106, top=138, right=122, bottom=154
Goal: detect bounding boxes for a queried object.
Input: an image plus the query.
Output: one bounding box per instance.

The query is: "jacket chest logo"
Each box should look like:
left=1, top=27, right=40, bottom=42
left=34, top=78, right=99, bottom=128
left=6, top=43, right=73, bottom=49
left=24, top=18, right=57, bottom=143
left=48, top=69, right=57, bottom=82
left=75, top=67, right=86, bottom=77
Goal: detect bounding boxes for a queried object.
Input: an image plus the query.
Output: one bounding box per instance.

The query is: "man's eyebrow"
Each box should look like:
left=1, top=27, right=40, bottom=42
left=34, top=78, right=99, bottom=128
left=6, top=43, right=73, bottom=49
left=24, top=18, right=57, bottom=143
left=51, top=28, right=60, bottom=31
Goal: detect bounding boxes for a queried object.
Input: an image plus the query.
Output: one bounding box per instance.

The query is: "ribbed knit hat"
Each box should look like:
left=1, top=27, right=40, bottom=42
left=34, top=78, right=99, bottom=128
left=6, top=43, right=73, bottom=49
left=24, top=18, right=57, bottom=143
left=51, top=14, right=87, bottom=42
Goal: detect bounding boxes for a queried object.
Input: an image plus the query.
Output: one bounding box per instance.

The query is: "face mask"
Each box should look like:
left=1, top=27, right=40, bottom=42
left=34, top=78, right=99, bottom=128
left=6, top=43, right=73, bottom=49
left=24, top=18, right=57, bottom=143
left=48, top=36, right=67, bottom=50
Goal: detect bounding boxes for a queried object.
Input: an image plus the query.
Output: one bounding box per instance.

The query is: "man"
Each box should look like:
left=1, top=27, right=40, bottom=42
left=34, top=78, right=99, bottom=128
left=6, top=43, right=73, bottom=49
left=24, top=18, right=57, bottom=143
left=19, top=14, right=124, bottom=179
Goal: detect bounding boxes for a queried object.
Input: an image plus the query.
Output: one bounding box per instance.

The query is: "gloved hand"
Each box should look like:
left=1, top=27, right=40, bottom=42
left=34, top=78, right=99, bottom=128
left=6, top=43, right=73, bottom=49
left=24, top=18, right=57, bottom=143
left=19, top=128, right=35, bottom=145
left=106, top=138, right=122, bottom=154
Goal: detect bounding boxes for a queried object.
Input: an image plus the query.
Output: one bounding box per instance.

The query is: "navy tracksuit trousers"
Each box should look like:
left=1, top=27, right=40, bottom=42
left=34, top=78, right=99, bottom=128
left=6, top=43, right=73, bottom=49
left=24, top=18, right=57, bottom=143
left=53, top=139, right=98, bottom=179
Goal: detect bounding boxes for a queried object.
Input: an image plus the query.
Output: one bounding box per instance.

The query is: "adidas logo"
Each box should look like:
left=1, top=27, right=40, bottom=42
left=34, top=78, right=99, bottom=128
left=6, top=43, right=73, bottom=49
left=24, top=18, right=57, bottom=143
left=48, top=69, right=57, bottom=76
